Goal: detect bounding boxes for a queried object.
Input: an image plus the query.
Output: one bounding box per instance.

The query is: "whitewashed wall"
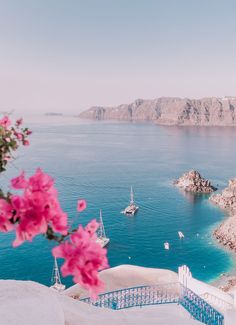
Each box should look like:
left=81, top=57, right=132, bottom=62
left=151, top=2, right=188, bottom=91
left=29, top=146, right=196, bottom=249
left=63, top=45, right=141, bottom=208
left=178, top=265, right=234, bottom=309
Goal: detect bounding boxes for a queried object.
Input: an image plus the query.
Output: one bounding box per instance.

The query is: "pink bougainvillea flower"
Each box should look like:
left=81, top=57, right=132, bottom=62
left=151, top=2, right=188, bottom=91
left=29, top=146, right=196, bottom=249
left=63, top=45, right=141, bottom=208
left=27, top=168, right=54, bottom=192
left=53, top=221, right=109, bottom=298
left=25, top=130, right=32, bottom=135
left=15, top=132, right=23, bottom=140
left=15, top=118, right=23, bottom=126
left=23, top=140, right=29, bottom=146
left=11, top=171, right=28, bottom=189
left=0, top=199, right=14, bottom=232
left=9, top=168, right=68, bottom=246
left=77, top=199, right=87, bottom=212
left=13, top=208, right=48, bottom=247
left=85, top=219, right=100, bottom=237
left=0, top=115, right=11, bottom=128
left=11, top=195, right=27, bottom=213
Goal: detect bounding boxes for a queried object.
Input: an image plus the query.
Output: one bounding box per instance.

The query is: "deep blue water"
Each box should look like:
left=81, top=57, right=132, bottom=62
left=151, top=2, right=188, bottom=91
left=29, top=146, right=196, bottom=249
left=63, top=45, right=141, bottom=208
left=0, top=116, right=236, bottom=288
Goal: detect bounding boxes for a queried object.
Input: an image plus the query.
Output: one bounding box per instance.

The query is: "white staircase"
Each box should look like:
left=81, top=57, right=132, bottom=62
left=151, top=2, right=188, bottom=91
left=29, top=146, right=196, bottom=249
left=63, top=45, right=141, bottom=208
left=200, top=292, right=233, bottom=313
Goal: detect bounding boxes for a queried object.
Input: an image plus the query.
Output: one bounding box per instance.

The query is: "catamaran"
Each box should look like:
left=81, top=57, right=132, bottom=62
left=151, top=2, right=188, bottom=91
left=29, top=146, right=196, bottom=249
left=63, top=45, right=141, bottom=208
left=96, top=210, right=110, bottom=248
left=50, top=257, right=66, bottom=292
left=121, top=186, right=139, bottom=216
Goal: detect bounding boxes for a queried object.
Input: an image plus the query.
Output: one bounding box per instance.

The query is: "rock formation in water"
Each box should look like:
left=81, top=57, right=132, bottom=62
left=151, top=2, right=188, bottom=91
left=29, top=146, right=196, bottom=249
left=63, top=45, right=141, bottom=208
left=45, top=112, right=63, bottom=116
left=174, top=170, right=217, bottom=193
left=210, top=179, right=236, bottom=251
left=78, top=97, right=236, bottom=126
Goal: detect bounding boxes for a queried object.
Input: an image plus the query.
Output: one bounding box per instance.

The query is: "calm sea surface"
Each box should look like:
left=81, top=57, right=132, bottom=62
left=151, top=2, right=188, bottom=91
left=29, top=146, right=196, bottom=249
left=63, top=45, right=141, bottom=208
left=0, top=116, right=236, bottom=287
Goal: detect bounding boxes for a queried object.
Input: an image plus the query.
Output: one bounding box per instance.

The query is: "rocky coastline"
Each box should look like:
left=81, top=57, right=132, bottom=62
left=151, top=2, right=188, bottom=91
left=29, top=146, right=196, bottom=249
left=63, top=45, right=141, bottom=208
left=214, top=215, right=236, bottom=251
left=212, top=272, right=236, bottom=293
left=174, top=170, right=217, bottom=193
left=210, top=179, right=236, bottom=211
left=210, top=179, right=236, bottom=251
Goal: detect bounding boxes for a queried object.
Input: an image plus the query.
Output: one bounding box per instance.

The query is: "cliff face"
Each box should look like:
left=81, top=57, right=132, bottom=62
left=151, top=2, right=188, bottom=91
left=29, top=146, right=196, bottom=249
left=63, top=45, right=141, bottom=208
left=214, top=215, right=236, bottom=252
left=79, top=97, right=236, bottom=126
left=210, top=179, right=236, bottom=210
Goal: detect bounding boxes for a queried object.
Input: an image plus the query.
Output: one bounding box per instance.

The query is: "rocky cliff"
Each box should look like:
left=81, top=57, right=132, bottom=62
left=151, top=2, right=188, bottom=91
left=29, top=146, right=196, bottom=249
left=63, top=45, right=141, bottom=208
left=210, top=179, right=236, bottom=210
left=174, top=170, right=217, bottom=193
left=79, top=97, right=236, bottom=126
left=210, top=179, right=236, bottom=251
left=214, top=215, right=236, bottom=251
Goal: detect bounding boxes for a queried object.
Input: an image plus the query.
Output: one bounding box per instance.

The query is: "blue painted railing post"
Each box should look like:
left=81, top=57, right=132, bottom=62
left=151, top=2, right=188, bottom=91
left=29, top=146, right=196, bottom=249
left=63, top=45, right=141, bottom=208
left=112, top=300, right=117, bottom=310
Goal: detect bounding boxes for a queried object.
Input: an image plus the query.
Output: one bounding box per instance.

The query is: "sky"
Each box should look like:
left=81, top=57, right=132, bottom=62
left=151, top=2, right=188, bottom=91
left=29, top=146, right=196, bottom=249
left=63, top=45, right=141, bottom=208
left=1, top=0, right=236, bottom=115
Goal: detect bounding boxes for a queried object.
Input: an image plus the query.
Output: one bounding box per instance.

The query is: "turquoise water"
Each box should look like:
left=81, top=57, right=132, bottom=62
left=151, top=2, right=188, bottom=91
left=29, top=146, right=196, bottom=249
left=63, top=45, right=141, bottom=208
left=0, top=117, right=235, bottom=287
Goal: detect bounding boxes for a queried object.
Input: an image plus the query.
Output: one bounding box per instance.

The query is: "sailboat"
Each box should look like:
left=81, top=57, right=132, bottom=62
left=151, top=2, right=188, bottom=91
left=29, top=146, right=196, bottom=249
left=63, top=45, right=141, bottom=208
left=121, top=186, right=139, bottom=216
left=50, top=257, right=66, bottom=292
left=96, top=210, right=110, bottom=248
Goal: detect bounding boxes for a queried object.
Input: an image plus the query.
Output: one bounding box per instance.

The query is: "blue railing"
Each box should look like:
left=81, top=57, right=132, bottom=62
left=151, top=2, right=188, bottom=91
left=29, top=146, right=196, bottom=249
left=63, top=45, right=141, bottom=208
left=80, top=283, right=224, bottom=325
left=81, top=283, right=179, bottom=309
left=179, top=286, right=224, bottom=325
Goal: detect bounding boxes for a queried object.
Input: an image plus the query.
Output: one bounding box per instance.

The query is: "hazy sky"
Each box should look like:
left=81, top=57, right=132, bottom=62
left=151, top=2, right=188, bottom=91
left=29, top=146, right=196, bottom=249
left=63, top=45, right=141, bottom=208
left=1, top=0, right=236, bottom=115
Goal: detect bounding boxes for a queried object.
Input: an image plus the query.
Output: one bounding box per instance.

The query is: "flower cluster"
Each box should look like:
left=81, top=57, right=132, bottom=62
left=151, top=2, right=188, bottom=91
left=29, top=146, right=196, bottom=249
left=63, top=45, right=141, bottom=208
left=53, top=219, right=108, bottom=297
left=0, top=167, right=108, bottom=296
left=0, top=115, right=31, bottom=173
left=10, top=168, right=68, bottom=246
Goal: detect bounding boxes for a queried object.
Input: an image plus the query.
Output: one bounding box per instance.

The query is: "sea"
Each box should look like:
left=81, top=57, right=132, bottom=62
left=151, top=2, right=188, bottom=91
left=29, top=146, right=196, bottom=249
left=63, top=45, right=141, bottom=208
left=0, top=116, right=236, bottom=288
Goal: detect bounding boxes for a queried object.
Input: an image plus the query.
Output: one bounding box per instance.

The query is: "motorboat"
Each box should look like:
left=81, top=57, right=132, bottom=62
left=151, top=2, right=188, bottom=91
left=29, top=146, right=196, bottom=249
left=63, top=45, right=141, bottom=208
left=164, top=242, right=170, bottom=250
left=178, top=231, right=184, bottom=239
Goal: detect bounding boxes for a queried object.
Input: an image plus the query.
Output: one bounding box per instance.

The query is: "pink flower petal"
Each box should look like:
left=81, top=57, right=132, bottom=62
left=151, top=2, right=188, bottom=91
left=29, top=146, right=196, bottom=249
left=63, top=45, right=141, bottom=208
left=77, top=199, right=87, bottom=212
left=11, top=171, right=28, bottom=189
left=0, top=116, right=11, bottom=128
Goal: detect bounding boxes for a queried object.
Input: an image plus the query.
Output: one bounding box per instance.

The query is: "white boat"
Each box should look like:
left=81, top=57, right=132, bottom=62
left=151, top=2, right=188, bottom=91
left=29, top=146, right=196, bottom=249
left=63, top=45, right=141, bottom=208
left=96, top=210, right=110, bottom=248
left=121, top=186, right=139, bottom=216
left=178, top=231, right=184, bottom=239
left=164, top=242, right=170, bottom=250
left=50, top=257, right=65, bottom=292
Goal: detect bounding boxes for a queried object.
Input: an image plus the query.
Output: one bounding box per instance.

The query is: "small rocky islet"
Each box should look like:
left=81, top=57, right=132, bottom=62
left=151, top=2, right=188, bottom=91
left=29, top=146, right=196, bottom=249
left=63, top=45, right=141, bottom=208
left=174, top=170, right=217, bottom=193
